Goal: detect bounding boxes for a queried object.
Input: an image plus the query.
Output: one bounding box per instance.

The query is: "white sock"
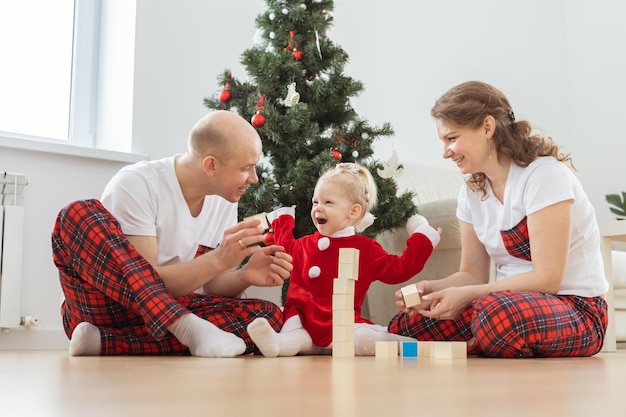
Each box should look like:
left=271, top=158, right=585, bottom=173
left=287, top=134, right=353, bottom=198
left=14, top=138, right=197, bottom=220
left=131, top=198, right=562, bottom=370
left=354, top=324, right=417, bottom=356
left=248, top=316, right=318, bottom=357
left=69, top=322, right=102, bottom=356
left=169, top=313, right=246, bottom=358
left=247, top=317, right=281, bottom=357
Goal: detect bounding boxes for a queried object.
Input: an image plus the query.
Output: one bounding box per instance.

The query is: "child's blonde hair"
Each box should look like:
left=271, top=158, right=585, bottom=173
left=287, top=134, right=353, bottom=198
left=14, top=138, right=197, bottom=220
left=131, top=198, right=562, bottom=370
left=317, top=163, right=378, bottom=214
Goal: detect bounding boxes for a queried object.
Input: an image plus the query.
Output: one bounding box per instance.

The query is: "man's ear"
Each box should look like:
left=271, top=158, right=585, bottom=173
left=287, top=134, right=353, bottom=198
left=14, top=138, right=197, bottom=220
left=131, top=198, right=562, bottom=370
left=202, top=155, right=218, bottom=176
left=350, top=203, right=363, bottom=220
left=484, top=115, right=496, bottom=139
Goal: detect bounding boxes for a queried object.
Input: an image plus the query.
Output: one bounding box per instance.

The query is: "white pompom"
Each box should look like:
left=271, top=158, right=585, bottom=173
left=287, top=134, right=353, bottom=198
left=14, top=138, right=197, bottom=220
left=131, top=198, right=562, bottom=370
left=308, top=266, right=321, bottom=278
left=317, top=237, right=330, bottom=251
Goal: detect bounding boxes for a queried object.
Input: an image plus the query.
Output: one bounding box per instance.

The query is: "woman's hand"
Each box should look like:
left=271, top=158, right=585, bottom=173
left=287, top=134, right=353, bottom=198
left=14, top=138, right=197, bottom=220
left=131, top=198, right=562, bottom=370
left=419, top=286, right=477, bottom=320
left=395, top=281, right=434, bottom=315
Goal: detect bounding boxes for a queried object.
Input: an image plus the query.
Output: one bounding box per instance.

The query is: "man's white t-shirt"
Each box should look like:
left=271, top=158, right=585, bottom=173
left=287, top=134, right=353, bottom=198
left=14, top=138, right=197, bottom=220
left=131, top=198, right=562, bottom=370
left=457, top=156, right=608, bottom=297
left=101, top=155, right=237, bottom=266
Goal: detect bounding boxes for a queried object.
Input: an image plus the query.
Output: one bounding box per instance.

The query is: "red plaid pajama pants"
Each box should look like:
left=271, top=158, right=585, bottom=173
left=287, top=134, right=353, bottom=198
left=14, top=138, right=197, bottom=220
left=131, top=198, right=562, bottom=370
left=51, top=199, right=283, bottom=355
left=388, top=290, right=607, bottom=358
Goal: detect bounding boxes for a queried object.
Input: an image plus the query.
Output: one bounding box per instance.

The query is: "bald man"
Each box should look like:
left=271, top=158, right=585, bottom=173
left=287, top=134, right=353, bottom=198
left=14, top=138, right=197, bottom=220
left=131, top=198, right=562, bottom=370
left=52, top=111, right=292, bottom=357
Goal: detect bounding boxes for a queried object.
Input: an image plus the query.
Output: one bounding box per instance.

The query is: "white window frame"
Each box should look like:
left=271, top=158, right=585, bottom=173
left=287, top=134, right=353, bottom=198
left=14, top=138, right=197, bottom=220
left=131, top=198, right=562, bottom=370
left=70, top=0, right=101, bottom=148
left=0, top=0, right=99, bottom=145
left=0, top=0, right=142, bottom=163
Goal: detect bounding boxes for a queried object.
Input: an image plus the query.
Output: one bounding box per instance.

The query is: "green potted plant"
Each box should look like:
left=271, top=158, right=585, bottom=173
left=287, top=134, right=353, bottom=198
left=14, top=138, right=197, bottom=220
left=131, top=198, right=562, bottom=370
left=606, top=192, right=626, bottom=220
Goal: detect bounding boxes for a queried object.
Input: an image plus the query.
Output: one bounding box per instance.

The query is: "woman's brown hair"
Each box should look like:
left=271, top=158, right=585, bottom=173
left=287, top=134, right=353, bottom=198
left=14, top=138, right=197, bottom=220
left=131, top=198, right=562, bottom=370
left=431, top=81, right=573, bottom=198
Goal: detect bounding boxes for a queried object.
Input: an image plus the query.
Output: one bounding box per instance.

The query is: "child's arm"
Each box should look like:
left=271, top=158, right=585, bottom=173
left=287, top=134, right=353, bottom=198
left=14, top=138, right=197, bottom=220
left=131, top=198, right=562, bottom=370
left=266, top=207, right=297, bottom=254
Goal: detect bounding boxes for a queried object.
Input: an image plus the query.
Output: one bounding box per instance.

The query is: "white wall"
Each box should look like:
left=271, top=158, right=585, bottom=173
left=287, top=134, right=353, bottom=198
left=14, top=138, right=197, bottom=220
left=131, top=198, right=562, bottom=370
left=129, top=0, right=626, bottom=221
left=0, top=144, right=135, bottom=349
left=331, top=0, right=625, bottom=223
left=0, top=0, right=624, bottom=349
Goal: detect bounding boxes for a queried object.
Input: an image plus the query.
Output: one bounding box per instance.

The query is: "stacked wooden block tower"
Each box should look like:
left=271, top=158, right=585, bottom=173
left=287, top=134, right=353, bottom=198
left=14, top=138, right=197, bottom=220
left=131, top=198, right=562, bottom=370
left=332, top=248, right=360, bottom=357
left=329, top=246, right=468, bottom=360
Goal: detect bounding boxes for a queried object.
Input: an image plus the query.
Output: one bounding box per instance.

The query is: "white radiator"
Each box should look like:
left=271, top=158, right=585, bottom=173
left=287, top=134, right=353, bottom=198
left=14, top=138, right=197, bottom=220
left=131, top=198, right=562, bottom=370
left=0, top=171, right=31, bottom=329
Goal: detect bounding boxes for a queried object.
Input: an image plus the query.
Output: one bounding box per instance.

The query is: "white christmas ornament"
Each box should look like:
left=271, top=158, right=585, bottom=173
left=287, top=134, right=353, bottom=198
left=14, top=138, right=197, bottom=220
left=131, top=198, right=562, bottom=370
left=280, top=82, right=300, bottom=107
left=355, top=212, right=376, bottom=233
left=377, top=150, right=404, bottom=179
left=317, top=237, right=330, bottom=251
left=315, top=29, right=322, bottom=59
left=252, top=29, right=267, bottom=47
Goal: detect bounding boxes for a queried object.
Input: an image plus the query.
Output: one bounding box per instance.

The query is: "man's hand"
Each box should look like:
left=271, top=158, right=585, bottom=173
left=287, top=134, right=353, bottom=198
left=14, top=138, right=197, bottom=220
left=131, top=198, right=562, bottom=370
left=212, top=218, right=267, bottom=270
left=242, top=245, right=293, bottom=287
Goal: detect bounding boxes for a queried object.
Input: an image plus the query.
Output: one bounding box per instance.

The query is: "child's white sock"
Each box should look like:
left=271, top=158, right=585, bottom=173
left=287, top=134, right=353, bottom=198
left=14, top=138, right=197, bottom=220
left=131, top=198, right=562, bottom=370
left=248, top=316, right=318, bottom=357
left=169, top=313, right=246, bottom=358
left=354, top=323, right=417, bottom=356
left=69, top=322, right=102, bottom=356
left=247, top=317, right=281, bottom=357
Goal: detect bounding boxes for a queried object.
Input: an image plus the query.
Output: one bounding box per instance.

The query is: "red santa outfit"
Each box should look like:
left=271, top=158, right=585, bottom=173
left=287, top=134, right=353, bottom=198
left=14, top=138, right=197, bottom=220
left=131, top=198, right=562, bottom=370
left=268, top=208, right=440, bottom=347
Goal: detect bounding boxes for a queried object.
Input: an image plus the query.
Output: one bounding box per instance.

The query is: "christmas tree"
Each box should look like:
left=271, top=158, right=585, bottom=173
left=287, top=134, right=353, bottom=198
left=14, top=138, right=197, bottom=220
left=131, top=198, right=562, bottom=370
left=204, top=0, right=417, bottom=302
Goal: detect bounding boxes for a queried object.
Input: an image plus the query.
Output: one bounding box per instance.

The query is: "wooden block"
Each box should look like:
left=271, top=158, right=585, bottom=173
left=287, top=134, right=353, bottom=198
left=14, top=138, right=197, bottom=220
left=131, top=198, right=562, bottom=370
left=332, top=310, right=355, bottom=326
left=338, top=263, right=359, bottom=280
left=417, top=341, right=434, bottom=358
left=338, top=248, right=359, bottom=280
left=333, top=340, right=355, bottom=357
left=339, top=247, right=360, bottom=264
left=332, top=325, right=354, bottom=342
left=333, top=278, right=355, bottom=295
left=332, top=293, right=354, bottom=310
left=244, top=212, right=269, bottom=231
left=431, top=341, right=467, bottom=359
left=400, top=341, right=418, bottom=358
left=375, top=341, right=398, bottom=358
left=400, top=284, right=421, bottom=307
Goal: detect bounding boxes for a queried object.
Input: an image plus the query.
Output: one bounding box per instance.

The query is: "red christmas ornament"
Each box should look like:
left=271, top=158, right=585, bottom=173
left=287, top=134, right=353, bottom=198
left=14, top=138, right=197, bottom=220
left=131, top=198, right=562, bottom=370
left=263, top=232, right=275, bottom=246
left=331, top=148, right=342, bottom=161
left=286, top=31, right=304, bottom=62
left=251, top=112, right=266, bottom=128
left=218, top=89, right=232, bottom=103
left=251, top=94, right=267, bottom=128
left=219, top=72, right=233, bottom=103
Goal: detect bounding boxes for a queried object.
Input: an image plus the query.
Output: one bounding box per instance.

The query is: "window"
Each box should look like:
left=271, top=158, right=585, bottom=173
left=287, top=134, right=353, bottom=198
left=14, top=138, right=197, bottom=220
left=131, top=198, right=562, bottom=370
left=0, top=0, right=99, bottom=146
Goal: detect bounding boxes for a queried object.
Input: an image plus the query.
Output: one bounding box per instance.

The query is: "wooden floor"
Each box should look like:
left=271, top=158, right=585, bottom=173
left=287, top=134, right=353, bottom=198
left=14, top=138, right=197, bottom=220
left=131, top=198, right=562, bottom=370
left=1, top=348, right=626, bottom=417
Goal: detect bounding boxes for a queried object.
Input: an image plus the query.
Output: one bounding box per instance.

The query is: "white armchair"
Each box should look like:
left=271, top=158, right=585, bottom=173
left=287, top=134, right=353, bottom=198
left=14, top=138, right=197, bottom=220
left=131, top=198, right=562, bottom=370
left=366, top=164, right=465, bottom=325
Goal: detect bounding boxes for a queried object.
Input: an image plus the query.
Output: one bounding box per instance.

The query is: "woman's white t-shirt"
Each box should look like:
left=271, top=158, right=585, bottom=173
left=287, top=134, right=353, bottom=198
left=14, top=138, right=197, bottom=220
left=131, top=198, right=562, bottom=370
left=101, top=155, right=237, bottom=266
left=457, top=156, right=608, bottom=297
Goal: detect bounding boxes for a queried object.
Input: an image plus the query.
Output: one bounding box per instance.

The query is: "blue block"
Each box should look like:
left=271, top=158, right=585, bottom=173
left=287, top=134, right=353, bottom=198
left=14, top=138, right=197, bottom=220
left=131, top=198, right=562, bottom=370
left=401, top=341, right=418, bottom=358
